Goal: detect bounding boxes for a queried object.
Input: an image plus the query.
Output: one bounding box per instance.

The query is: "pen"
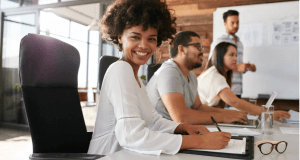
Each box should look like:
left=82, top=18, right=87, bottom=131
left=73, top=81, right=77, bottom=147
left=211, top=116, right=222, bottom=132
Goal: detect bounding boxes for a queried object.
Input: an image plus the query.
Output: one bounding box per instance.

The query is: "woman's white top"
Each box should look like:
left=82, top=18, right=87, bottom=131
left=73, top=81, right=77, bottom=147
left=88, top=61, right=182, bottom=156
left=197, top=66, right=230, bottom=106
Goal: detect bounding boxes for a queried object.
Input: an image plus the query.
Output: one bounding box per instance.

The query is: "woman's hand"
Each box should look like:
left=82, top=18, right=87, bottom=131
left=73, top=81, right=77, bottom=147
left=274, top=111, right=291, bottom=122
left=197, top=132, right=231, bottom=149
left=179, top=125, right=232, bottom=150
left=181, top=132, right=231, bottom=150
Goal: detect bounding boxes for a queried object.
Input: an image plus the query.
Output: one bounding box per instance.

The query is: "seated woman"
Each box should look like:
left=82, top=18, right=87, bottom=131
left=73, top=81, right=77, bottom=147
left=197, top=42, right=290, bottom=122
left=88, top=0, right=231, bottom=156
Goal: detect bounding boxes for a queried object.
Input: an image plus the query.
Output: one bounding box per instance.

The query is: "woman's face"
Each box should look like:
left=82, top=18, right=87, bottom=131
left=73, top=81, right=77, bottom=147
left=223, top=45, right=237, bottom=72
left=118, top=24, right=158, bottom=67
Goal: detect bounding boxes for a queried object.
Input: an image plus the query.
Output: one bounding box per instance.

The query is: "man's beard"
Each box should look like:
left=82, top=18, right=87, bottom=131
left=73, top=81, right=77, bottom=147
left=229, top=28, right=238, bottom=35
left=185, top=55, right=202, bottom=70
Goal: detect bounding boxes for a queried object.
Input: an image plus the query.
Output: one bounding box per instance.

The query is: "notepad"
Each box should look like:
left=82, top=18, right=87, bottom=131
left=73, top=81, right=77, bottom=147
left=283, top=110, right=299, bottom=123
left=188, top=137, right=246, bottom=154
left=208, top=128, right=260, bottom=136
left=279, top=127, right=299, bottom=134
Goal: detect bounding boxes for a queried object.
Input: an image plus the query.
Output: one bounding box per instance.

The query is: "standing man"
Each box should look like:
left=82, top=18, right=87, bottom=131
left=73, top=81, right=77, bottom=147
left=209, top=10, right=256, bottom=99
left=146, top=31, right=247, bottom=125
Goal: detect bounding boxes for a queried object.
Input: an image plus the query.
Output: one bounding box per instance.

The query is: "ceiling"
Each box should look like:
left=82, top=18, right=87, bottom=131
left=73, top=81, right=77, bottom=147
left=43, top=3, right=100, bottom=26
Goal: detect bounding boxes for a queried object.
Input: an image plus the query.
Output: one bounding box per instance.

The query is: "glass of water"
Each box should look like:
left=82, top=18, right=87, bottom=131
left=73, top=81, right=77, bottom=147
left=261, top=105, right=274, bottom=135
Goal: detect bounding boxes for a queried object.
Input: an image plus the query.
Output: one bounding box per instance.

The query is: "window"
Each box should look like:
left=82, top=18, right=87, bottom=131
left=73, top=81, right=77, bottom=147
left=1, top=0, right=19, bottom=9
left=22, top=0, right=58, bottom=6
left=40, top=11, right=70, bottom=37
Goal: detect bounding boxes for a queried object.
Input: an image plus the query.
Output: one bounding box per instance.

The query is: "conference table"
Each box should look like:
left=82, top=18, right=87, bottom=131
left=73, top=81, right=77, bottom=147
left=97, top=121, right=299, bottom=160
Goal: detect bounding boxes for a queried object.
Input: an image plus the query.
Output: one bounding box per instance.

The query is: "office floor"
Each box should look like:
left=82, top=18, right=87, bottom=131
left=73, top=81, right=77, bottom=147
left=0, top=127, right=32, bottom=160
left=0, top=105, right=97, bottom=160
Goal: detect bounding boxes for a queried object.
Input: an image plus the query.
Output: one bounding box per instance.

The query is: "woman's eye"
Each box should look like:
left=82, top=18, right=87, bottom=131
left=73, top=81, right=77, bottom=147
left=149, top=38, right=157, bottom=41
left=131, top=36, right=140, bottom=40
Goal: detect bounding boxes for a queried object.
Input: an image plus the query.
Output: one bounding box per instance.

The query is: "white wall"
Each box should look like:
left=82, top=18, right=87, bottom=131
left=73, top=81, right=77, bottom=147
left=213, top=1, right=299, bottom=99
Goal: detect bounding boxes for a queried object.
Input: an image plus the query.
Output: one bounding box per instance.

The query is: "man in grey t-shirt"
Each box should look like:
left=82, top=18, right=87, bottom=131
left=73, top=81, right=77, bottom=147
left=146, top=31, right=247, bottom=125
left=147, top=59, right=198, bottom=120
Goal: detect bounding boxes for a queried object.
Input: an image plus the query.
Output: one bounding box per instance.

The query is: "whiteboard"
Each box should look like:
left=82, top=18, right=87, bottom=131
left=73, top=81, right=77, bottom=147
left=213, top=1, right=299, bottom=99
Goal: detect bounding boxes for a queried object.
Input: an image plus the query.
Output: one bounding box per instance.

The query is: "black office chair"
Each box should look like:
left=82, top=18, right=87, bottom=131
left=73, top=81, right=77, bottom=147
left=19, top=34, right=104, bottom=160
left=97, top=55, right=119, bottom=91
left=147, top=63, right=162, bottom=82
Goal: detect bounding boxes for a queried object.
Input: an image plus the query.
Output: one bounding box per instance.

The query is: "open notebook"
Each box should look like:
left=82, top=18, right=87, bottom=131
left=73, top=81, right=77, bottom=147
left=188, top=137, right=247, bottom=154
left=218, top=118, right=259, bottom=128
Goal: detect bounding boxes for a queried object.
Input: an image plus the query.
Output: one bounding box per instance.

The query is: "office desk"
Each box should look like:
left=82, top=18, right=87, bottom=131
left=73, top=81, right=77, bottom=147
left=98, top=122, right=299, bottom=160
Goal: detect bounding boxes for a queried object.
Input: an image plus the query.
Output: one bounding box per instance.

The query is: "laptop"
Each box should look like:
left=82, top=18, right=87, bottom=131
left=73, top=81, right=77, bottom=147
left=218, top=114, right=259, bottom=128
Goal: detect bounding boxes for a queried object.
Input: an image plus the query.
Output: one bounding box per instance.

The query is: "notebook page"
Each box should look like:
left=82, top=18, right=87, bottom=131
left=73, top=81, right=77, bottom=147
left=188, top=137, right=246, bottom=154
left=208, top=128, right=260, bottom=136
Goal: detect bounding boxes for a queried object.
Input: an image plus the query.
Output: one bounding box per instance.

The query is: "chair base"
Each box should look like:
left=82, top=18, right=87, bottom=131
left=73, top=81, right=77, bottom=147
left=29, top=153, right=104, bottom=160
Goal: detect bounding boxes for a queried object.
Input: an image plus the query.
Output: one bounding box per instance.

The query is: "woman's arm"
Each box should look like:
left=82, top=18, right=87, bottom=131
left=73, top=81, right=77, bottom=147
left=218, top=88, right=261, bottom=115
left=218, top=88, right=291, bottom=121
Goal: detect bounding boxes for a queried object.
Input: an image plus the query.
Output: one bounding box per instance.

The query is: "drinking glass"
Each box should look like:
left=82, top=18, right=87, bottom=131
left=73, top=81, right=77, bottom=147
left=261, top=105, right=274, bottom=135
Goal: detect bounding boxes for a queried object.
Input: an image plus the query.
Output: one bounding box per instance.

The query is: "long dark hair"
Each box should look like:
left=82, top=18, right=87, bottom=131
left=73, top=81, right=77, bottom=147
left=204, top=42, right=237, bottom=108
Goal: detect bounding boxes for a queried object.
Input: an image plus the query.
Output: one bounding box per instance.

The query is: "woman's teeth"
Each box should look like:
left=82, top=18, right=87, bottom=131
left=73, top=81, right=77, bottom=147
left=135, top=52, right=147, bottom=56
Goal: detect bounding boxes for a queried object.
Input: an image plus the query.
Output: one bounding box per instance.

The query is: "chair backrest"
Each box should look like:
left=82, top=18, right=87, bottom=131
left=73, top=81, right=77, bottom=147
left=19, top=34, right=91, bottom=153
left=147, top=64, right=162, bottom=82
left=98, top=55, right=119, bottom=91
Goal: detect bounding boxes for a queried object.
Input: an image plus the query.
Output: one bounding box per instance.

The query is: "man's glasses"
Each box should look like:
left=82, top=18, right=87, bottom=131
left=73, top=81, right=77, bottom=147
left=182, top=43, right=204, bottom=51
left=255, top=141, right=288, bottom=155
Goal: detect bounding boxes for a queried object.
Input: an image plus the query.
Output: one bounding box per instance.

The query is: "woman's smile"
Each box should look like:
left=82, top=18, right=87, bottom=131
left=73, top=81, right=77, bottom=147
left=118, top=24, right=158, bottom=68
left=134, top=51, right=148, bottom=56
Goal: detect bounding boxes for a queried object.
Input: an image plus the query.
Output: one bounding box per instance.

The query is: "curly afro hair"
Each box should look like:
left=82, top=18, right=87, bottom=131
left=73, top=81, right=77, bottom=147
left=100, top=0, right=177, bottom=51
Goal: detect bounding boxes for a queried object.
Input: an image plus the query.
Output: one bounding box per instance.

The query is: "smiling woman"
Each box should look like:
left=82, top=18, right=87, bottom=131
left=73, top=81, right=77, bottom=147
left=88, top=0, right=231, bottom=156
left=117, top=25, right=158, bottom=76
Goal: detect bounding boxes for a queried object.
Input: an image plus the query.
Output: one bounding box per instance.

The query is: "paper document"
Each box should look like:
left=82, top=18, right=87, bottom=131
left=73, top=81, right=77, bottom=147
left=208, top=128, right=260, bottom=136
left=283, top=110, right=299, bottom=123
left=280, top=127, right=299, bottom=134
left=188, top=138, right=246, bottom=154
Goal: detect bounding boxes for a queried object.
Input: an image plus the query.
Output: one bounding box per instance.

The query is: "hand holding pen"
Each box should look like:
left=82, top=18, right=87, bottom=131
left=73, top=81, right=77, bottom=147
left=190, top=117, right=231, bottom=149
